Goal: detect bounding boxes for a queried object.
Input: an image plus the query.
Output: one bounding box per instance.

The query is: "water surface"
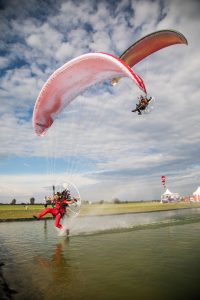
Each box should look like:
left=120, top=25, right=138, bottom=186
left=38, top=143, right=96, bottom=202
left=0, top=208, right=200, bottom=300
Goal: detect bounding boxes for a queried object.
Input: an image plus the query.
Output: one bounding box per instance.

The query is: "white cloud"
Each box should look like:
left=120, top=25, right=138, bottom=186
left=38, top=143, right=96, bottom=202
left=0, top=172, right=98, bottom=203
left=26, top=23, right=63, bottom=54
left=0, top=56, right=10, bottom=69
left=131, top=0, right=160, bottom=30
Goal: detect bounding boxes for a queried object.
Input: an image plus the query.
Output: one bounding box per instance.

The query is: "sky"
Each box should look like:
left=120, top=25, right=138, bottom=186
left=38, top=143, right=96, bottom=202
left=0, top=0, right=200, bottom=203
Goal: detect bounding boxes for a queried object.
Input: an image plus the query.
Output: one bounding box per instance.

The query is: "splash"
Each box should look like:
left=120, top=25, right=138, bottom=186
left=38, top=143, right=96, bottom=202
left=59, top=208, right=200, bottom=236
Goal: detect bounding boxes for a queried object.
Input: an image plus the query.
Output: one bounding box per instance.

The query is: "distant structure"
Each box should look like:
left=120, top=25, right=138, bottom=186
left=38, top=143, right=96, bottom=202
left=191, top=186, right=200, bottom=202
left=161, top=188, right=180, bottom=203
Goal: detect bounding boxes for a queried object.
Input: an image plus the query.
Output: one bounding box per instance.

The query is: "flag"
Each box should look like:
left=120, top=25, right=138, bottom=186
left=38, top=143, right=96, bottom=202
left=161, top=176, right=166, bottom=187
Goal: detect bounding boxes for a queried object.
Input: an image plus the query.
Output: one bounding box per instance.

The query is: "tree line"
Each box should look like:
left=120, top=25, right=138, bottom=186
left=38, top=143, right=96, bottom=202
left=9, top=197, right=36, bottom=205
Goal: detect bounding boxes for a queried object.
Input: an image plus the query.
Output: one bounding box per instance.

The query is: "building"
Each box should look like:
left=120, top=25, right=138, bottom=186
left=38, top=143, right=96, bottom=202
left=161, top=188, right=180, bottom=203
left=191, top=186, right=200, bottom=202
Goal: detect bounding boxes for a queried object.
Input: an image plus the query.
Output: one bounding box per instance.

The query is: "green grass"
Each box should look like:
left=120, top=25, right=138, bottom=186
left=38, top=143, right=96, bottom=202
left=0, top=205, right=46, bottom=220
left=0, top=202, right=200, bottom=220
left=80, top=202, right=200, bottom=215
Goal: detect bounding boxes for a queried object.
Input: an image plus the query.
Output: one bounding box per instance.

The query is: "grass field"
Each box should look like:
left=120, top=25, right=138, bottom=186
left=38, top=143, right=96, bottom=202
left=0, top=201, right=200, bottom=221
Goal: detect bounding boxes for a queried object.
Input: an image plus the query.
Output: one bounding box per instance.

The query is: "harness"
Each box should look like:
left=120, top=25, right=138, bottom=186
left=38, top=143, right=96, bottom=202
left=56, top=199, right=69, bottom=217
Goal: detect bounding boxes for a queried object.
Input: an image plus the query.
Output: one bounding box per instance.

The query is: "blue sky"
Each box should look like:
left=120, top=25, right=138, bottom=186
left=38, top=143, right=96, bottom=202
left=0, top=0, right=200, bottom=203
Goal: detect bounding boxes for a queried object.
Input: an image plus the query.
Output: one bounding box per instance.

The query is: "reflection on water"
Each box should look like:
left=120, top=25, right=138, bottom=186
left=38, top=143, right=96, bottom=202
left=0, top=209, right=200, bottom=300
left=34, top=238, right=70, bottom=282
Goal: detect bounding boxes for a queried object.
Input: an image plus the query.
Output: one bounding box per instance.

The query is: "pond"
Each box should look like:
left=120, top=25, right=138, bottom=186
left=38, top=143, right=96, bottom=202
left=0, top=208, right=200, bottom=300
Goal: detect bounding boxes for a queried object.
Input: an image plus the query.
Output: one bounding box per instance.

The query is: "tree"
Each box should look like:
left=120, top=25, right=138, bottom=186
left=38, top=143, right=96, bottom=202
left=10, top=199, right=16, bottom=205
left=30, top=197, right=35, bottom=205
left=113, top=198, right=121, bottom=204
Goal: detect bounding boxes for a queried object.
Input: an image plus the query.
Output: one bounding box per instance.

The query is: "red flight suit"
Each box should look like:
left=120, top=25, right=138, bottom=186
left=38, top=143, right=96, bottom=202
left=37, top=196, right=70, bottom=230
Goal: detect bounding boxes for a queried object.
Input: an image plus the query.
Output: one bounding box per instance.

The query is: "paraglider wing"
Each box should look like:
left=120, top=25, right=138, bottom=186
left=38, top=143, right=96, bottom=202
left=33, top=52, right=146, bottom=136
left=111, top=30, right=188, bottom=85
left=120, top=29, right=188, bottom=67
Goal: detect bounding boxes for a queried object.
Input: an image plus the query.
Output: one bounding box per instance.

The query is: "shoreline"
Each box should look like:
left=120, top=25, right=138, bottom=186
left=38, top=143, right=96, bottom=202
left=0, top=205, right=200, bottom=222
